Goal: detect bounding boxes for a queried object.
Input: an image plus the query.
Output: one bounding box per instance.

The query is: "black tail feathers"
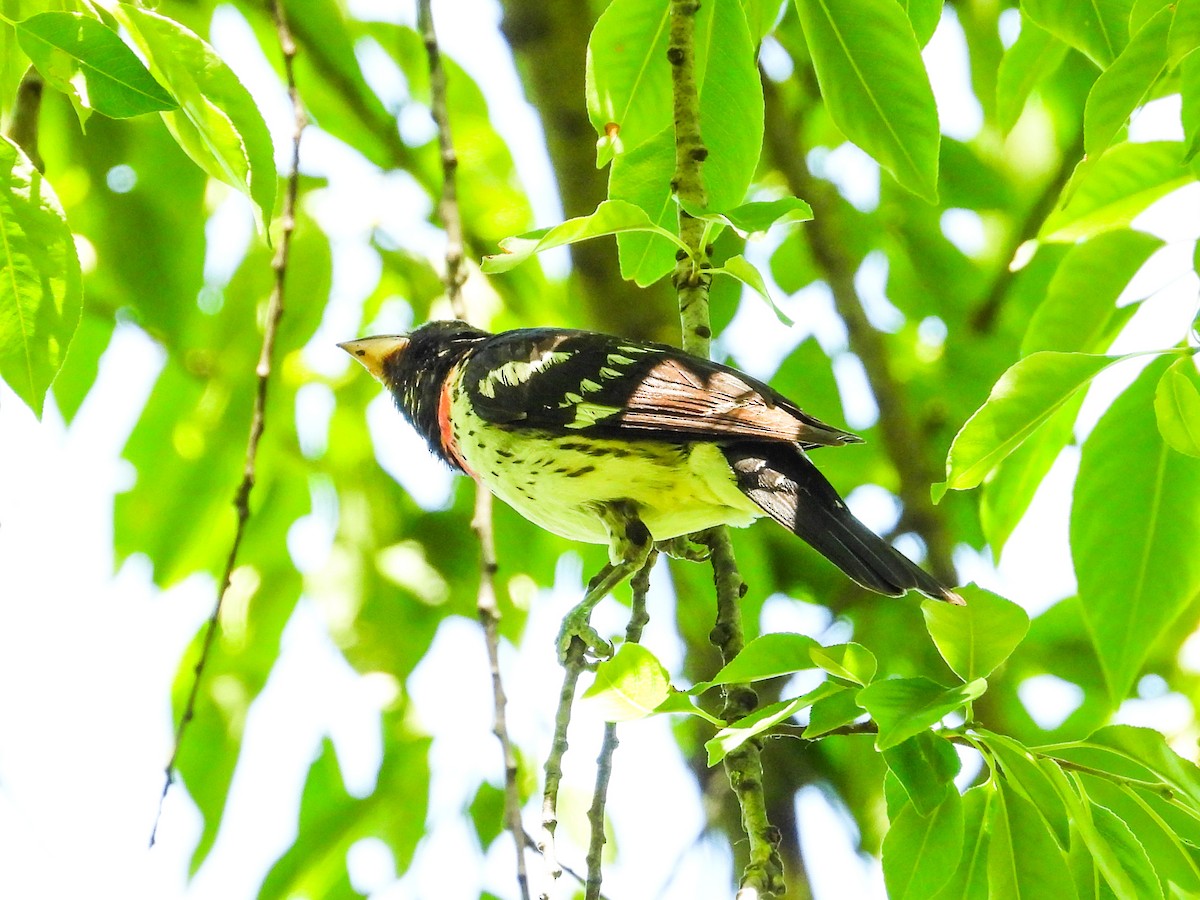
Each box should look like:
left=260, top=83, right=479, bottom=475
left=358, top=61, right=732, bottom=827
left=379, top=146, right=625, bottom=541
left=724, top=443, right=963, bottom=604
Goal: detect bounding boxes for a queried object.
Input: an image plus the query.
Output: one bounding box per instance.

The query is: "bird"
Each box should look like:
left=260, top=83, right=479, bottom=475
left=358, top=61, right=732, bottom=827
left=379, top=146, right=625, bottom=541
left=341, top=320, right=963, bottom=658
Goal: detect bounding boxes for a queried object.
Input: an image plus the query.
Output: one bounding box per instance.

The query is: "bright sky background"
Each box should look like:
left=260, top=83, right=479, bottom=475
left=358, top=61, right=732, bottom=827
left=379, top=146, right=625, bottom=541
left=1, top=2, right=1198, bottom=899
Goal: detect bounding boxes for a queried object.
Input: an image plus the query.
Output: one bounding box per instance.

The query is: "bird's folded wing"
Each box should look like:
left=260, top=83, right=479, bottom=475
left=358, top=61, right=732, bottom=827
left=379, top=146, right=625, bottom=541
left=462, top=328, right=860, bottom=448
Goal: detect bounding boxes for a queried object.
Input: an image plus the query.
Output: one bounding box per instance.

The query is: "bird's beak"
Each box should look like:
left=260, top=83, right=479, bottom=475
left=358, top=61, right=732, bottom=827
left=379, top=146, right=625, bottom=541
left=338, top=335, right=410, bottom=381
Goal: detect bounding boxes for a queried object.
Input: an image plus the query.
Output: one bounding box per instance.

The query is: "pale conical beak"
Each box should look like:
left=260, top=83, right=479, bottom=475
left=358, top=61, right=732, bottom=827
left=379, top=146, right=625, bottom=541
left=337, top=335, right=410, bottom=381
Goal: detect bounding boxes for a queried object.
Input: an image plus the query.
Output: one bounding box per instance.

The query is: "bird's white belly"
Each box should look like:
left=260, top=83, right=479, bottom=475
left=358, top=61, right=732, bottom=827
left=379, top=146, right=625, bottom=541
left=452, top=422, right=762, bottom=544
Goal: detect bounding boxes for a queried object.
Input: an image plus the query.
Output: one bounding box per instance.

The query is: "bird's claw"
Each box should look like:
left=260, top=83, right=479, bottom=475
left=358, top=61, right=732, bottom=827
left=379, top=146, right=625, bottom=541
left=656, top=536, right=710, bottom=562
left=557, top=616, right=613, bottom=668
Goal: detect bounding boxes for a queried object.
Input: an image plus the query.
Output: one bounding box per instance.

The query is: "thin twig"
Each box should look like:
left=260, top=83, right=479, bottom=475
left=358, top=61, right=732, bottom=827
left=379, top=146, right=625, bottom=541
left=584, top=550, right=657, bottom=900
left=418, top=1, right=527, bottom=895
left=541, top=637, right=588, bottom=896
left=419, top=0, right=467, bottom=314
left=149, top=0, right=305, bottom=847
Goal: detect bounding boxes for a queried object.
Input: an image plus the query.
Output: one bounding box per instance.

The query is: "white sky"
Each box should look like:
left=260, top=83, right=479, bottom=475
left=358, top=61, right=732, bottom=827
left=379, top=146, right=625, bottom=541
left=1, top=3, right=1198, bottom=899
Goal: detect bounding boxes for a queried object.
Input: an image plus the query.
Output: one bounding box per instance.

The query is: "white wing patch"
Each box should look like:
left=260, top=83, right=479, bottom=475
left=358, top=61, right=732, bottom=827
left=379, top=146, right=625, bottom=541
left=476, top=349, right=572, bottom=398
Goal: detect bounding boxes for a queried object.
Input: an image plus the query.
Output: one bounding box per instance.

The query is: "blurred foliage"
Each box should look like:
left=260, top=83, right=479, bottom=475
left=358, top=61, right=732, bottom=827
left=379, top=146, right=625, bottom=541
left=4, top=0, right=1200, bottom=897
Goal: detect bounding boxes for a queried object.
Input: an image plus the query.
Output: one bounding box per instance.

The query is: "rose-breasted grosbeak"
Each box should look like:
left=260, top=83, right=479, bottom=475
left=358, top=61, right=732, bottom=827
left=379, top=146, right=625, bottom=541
left=342, top=321, right=962, bottom=654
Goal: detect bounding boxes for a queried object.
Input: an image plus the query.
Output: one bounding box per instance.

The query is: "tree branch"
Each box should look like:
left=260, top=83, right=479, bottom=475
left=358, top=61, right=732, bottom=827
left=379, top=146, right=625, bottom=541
left=418, top=2, right=527, bottom=895
left=667, top=4, right=779, bottom=892
left=969, top=128, right=1085, bottom=333
left=762, top=76, right=957, bottom=587
left=150, top=0, right=305, bottom=847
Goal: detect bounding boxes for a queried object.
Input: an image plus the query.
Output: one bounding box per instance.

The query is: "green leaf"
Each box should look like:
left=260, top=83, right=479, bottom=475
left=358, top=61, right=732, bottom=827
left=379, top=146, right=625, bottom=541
left=930, top=785, right=990, bottom=900
left=1021, top=0, right=1131, bottom=67
left=979, top=391, right=1085, bottom=557
left=1154, top=356, right=1200, bottom=458
left=0, top=137, right=82, bottom=417
left=586, top=0, right=675, bottom=162
left=654, top=689, right=724, bottom=725
left=942, top=352, right=1129, bottom=493
left=16, top=12, right=176, bottom=122
left=979, top=731, right=1071, bottom=848
left=1087, top=802, right=1165, bottom=899
left=793, top=0, right=940, bottom=201
left=1183, top=51, right=1200, bottom=162
left=684, top=196, right=814, bottom=235
left=581, top=642, right=672, bottom=722
left=1169, top=0, right=1200, bottom=64
left=705, top=681, right=843, bottom=764
left=690, top=632, right=821, bottom=692
left=717, top=254, right=794, bottom=325
left=610, top=127, right=679, bottom=286
left=261, top=719, right=432, bottom=899
left=989, top=782, right=1079, bottom=900
left=1041, top=142, right=1195, bottom=242
left=1081, top=776, right=1200, bottom=893
left=1082, top=6, right=1171, bottom=166
left=1021, top=229, right=1164, bottom=356
left=809, top=641, right=877, bottom=686
left=1041, top=760, right=1162, bottom=900
left=1072, top=357, right=1200, bottom=701
left=116, top=6, right=277, bottom=229
left=921, top=585, right=1029, bottom=681
left=802, top=688, right=865, bottom=738
left=857, top=677, right=987, bottom=750
left=996, top=18, right=1069, bottom=134
left=883, top=730, right=961, bottom=815
left=1086, top=725, right=1200, bottom=808
left=590, top=0, right=764, bottom=280
left=481, top=199, right=687, bottom=275
left=882, top=789, right=964, bottom=900
left=902, top=0, right=943, bottom=47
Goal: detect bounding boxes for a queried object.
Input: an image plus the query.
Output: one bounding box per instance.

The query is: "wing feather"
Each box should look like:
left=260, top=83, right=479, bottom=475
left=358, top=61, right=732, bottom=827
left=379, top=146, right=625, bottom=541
left=462, top=328, right=860, bottom=448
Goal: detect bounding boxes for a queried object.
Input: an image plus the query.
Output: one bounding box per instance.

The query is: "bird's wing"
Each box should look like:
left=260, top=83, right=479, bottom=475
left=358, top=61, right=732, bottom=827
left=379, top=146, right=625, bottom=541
left=460, top=328, right=860, bottom=448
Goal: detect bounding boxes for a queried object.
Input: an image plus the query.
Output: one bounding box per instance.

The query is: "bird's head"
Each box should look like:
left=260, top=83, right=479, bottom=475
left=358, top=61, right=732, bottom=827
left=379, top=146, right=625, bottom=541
left=339, top=320, right=490, bottom=467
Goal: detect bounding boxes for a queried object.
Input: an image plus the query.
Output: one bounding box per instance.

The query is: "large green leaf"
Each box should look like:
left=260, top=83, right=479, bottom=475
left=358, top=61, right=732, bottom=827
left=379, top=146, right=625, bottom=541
left=882, top=789, right=964, bottom=900
left=598, top=0, right=765, bottom=284
left=1082, top=7, right=1171, bottom=166
left=996, top=17, right=1068, bottom=134
left=1021, top=0, right=1131, bottom=66
left=921, top=586, right=1030, bottom=682
left=15, top=11, right=176, bottom=123
left=582, top=642, right=672, bottom=722
left=857, top=677, right=987, bottom=750
left=1021, top=229, right=1163, bottom=356
left=117, top=6, right=277, bottom=228
left=940, top=352, right=1129, bottom=494
left=793, top=0, right=940, bottom=201
left=882, top=730, right=961, bottom=815
left=1072, top=357, right=1200, bottom=701
left=690, top=632, right=821, bottom=692
left=988, top=782, right=1078, bottom=899
left=0, top=137, right=82, bottom=417
left=930, top=786, right=990, bottom=900
left=1041, top=142, right=1195, bottom=242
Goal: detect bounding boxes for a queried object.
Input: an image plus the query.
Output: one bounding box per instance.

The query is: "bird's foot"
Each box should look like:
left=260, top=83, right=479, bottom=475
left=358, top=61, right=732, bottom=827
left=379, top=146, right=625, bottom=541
left=656, top=535, right=710, bottom=562
left=556, top=614, right=614, bottom=667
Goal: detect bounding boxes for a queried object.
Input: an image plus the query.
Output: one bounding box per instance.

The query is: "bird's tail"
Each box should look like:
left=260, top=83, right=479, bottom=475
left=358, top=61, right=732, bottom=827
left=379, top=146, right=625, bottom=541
left=723, top=443, right=963, bottom=604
